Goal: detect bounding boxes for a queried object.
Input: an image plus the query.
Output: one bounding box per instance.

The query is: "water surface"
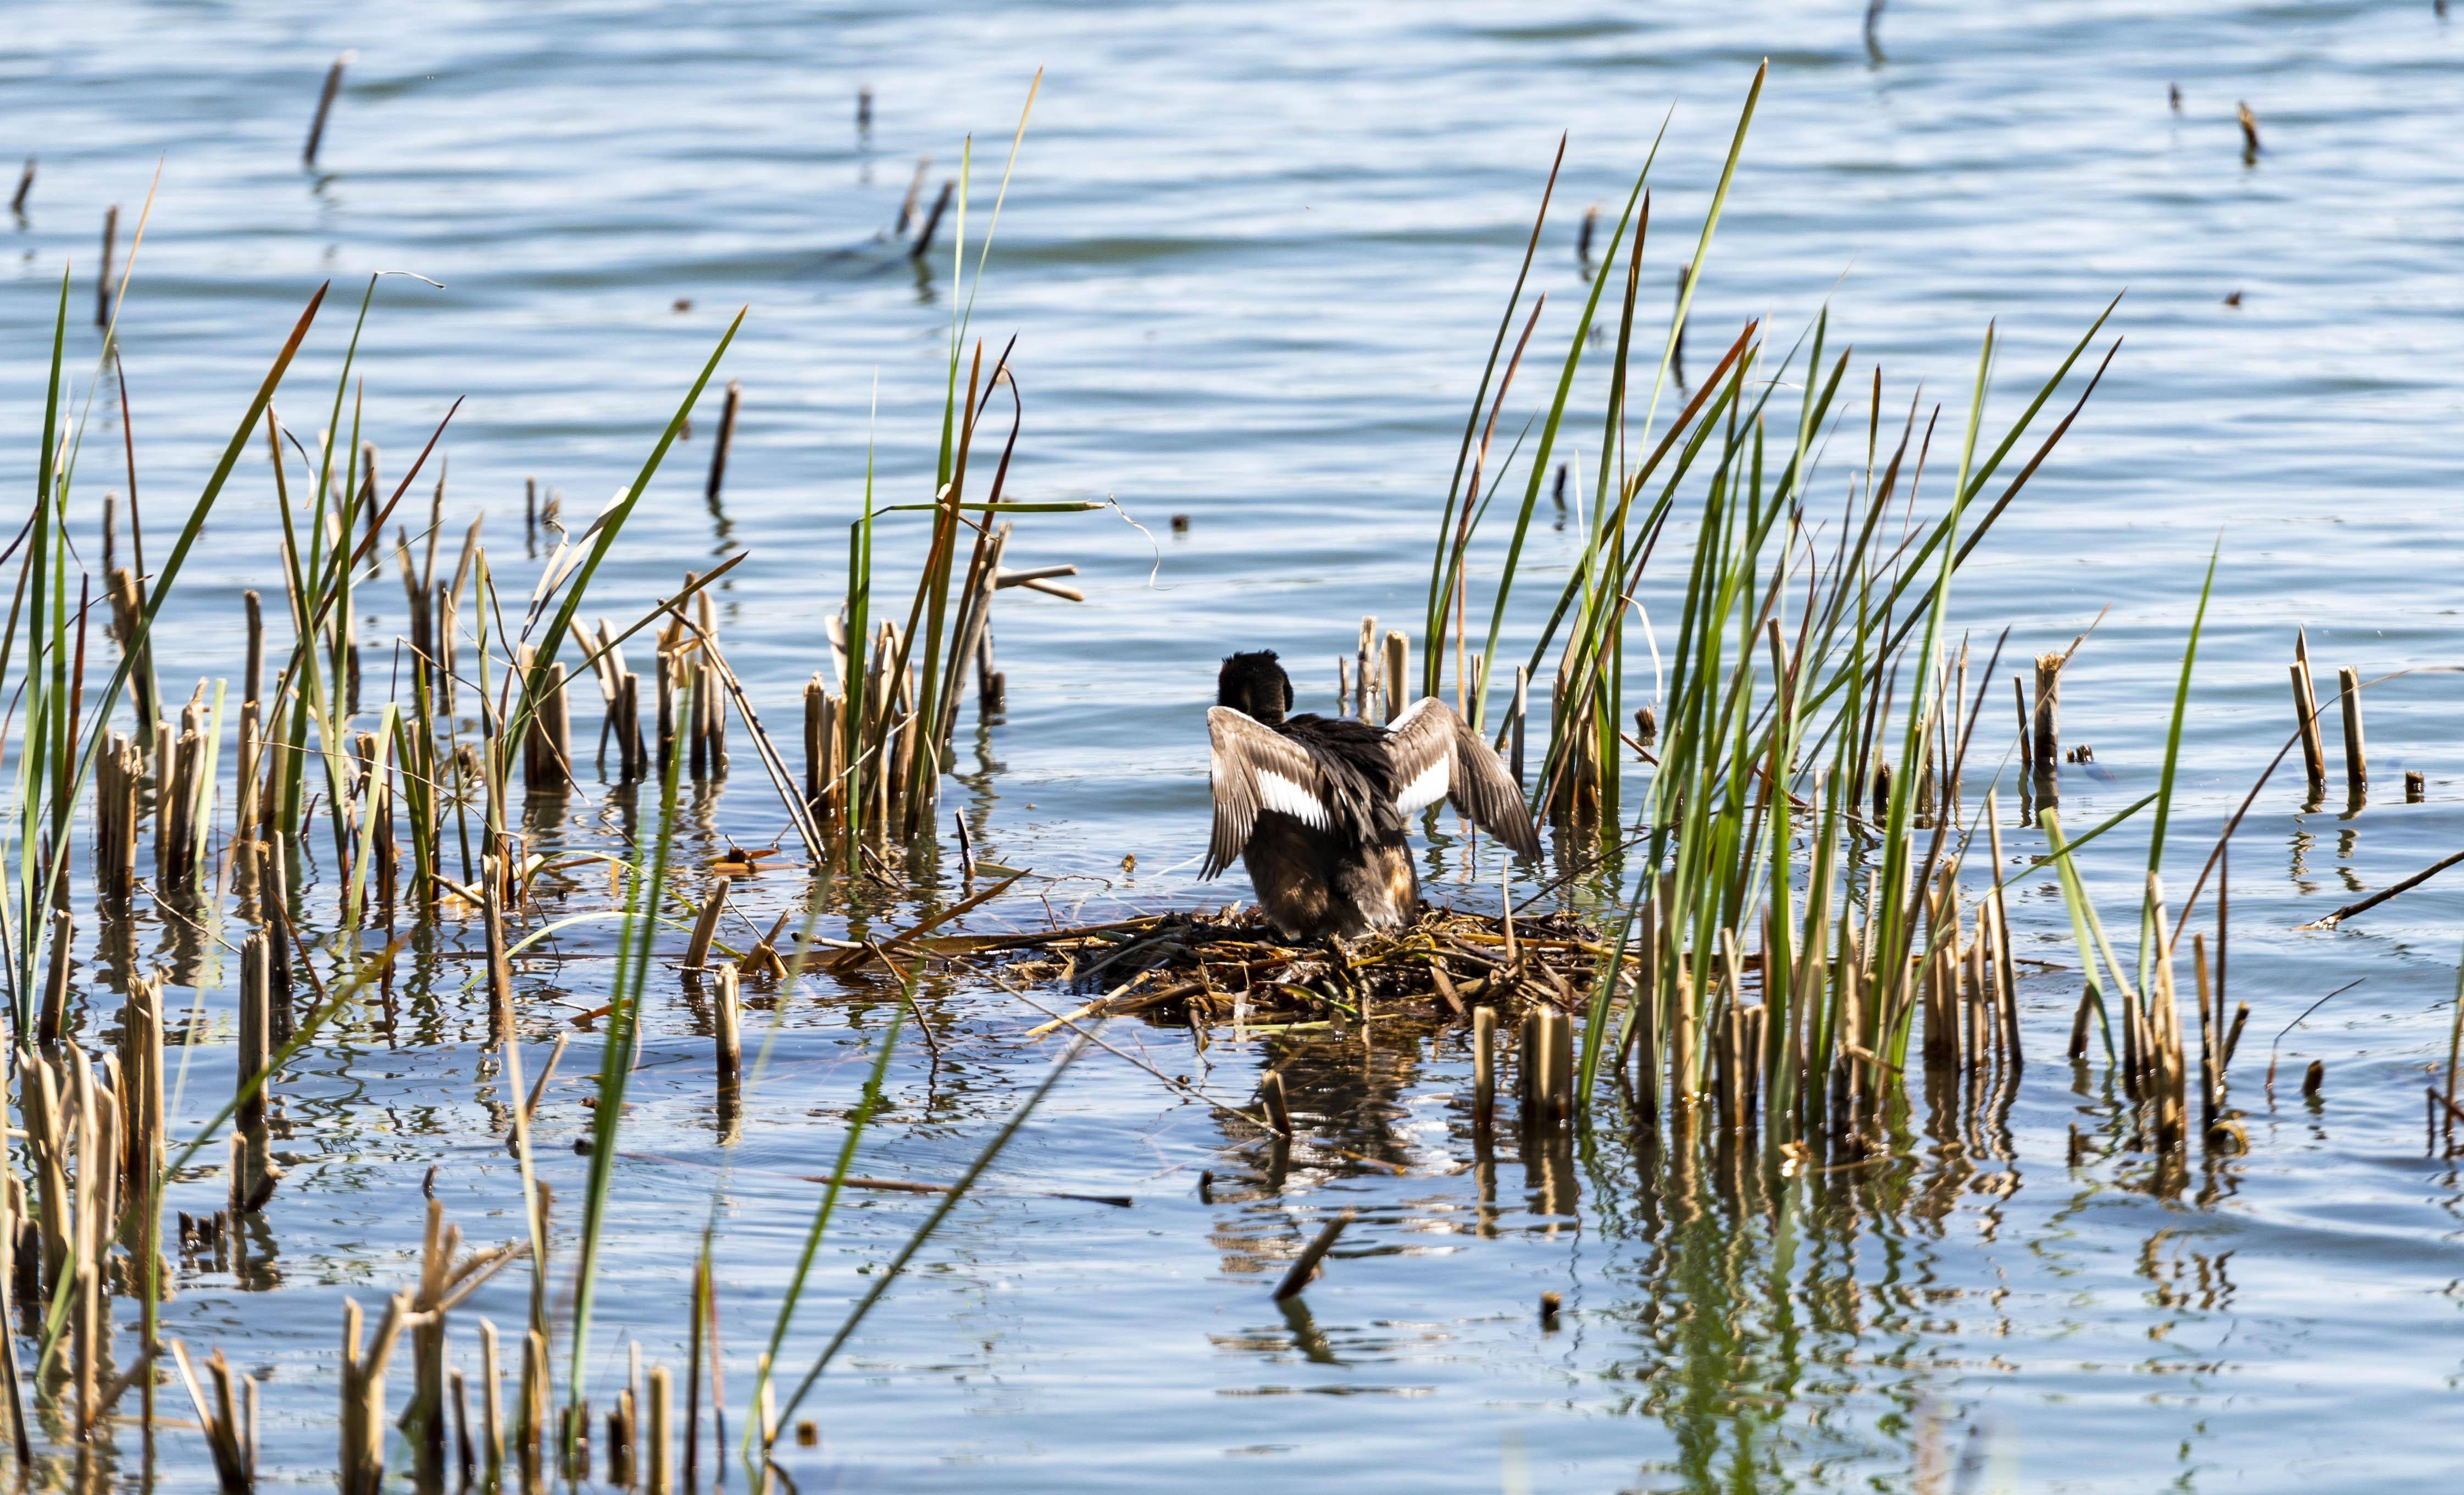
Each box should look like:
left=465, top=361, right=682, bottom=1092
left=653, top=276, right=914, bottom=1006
left=5, top=2, right=2464, bottom=1490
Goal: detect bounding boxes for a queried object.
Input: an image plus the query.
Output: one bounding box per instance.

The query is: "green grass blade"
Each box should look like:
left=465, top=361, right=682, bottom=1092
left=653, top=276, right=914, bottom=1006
left=1633, top=60, right=1765, bottom=450
left=1470, top=126, right=1666, bottom=712
left=2001, top=791, right=2158, bottom=888
left=2138, top=541, right=2218, bottom=990
left=34, top=283, right=329, bottom=957
left=768, top=1027, right=1092, bottom=1444
left=519, top=309, right=746, bottom=747
left=746, top=1005, right=903, bottom=1461
left=565, top=682, right=689, bottom=1415
left=1427, top=139, right=1564, bottom=697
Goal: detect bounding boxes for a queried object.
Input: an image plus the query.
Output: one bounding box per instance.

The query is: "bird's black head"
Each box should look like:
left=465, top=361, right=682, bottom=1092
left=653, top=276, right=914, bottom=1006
left=1217, top=650, right=1294, bottom=727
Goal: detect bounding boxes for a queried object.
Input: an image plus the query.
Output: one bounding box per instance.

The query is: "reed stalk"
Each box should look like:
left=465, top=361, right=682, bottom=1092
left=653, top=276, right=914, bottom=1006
left=558, top=673, right=688, bottom=1466
left=1411, top=70, right=2149, bottom=1161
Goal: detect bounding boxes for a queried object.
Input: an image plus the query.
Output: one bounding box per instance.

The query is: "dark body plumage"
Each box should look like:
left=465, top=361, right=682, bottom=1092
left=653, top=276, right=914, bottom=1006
left=1233, top=712, right=1419, bottom=940
left=1202, top=650, right=1540, bottom=940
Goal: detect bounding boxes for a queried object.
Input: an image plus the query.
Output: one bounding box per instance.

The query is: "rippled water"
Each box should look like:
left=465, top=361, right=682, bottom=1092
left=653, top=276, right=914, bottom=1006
left=7, top=1, right=2464, bottom=1490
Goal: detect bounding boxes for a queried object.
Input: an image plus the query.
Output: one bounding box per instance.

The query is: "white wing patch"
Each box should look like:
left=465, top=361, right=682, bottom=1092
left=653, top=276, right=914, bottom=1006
left=1256, top=769, right=1331, bottom=829
left=1395, top=756, right=1451, bottom=815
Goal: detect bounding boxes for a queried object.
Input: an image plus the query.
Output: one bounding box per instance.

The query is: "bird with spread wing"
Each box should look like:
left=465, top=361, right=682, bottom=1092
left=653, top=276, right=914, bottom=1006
left=1201, top=649, right=1540, bottom=940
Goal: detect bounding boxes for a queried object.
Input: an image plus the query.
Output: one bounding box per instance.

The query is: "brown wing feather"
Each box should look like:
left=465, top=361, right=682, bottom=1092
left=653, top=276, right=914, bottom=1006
left=1386, top=697, right=1542, bottom=861
left=1203, top=706, right=1329, bottom=879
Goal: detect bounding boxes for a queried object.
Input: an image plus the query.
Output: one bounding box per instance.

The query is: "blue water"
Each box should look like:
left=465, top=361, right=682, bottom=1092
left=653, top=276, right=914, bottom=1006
left=6, top=1, right=2464, bottom=1489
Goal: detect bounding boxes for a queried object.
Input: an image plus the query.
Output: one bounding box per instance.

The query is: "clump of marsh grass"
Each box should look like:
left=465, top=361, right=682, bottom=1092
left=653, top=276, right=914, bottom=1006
left=1418, top=65, right=2256, bottom=1170
left=807, top=91, right=1100, bottom=875
left=0, top=79, right=1096, bottom=1481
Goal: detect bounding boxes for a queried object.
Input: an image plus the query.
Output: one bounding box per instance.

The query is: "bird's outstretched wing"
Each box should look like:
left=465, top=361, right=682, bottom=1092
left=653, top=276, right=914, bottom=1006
left=1386, top=697, right=1542, bottom=860
left=1203, top=706, right=1330, bottom=879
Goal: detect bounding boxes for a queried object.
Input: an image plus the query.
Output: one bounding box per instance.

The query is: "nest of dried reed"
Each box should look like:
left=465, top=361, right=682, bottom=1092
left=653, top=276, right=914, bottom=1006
left=936, top=903, right=1615, bottom=1034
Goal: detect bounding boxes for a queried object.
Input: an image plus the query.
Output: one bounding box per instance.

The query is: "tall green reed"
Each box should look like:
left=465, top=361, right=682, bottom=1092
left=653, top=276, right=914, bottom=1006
left=822, top=112, right=1100, bottom=858
left=1423, top=68, right=2150, bottom=1149
left=564, top=678, right=690, bottom=1435
left=2, top=272, right=328, bottom=1032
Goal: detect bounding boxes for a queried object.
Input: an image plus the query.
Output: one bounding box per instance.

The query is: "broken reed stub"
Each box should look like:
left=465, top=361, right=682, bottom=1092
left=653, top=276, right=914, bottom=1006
left=894, top=157, right=931, bottom=236
left=1257, top=1069, right=1292, bottom=1138
left=97, top=205, right=117, bottom=328
left=1272, top=1209, right=1353, bottom=1301
left=1519, top=1007, right=1574, bottom=1128
left=234, top=932, right=279, bottom=1214
left=1472, top=1006, right=1497, bottom=1127
left=2290, top=635, right=2327, bottom=788
left=704, top=379, right=741, bottom=504
left=646, top=1366, right=674, bottom=1494
left=908, top=179, right=954, bottom=263
left=2337, top=665, right=2366, bottom=802
left=713, top=964, right=742, bottom=1080
left=1381, top=630, right=1408, bottom=723
left=521, top=660, right=574, bottom=791
left=2030, top=652, right=2062, bottom=773
left=2013, top=675, right=2032, bottom=769
left=36, top=909, right=71, bottom=1044
left=482, top=856, right=515, bottom=1043
left=305, top=53, right=353, bottom=169
left=1356, top=616, right=1378, bottom=719
left=683, top=877, right=730, bottom=973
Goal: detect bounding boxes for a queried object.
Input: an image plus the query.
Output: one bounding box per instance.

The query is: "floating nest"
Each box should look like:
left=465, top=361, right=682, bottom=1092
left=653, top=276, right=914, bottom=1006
left=929, top=904, right=1617, bottom=1034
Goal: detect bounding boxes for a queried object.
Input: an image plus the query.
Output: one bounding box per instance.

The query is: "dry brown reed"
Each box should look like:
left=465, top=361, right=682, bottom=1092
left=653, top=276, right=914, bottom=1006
left=338, top=1296, right=407, bottom=1495
left=1271, top=1209, right=1353, bottom=1301
left=705, top=380, right=742, bottom=505
left=168, top=1341, right=255, bottom=1491
left=304, top=53, right=351, bottom=168
left=231, top=933, right=277, bottom=1215
left=910, top=179, right=955, bottom=261
left=2338, top=665, right=2367, bottom=803
left=2290, top=630, right=2327, bottom=792
left=97, top=206, right=117, bottom=328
